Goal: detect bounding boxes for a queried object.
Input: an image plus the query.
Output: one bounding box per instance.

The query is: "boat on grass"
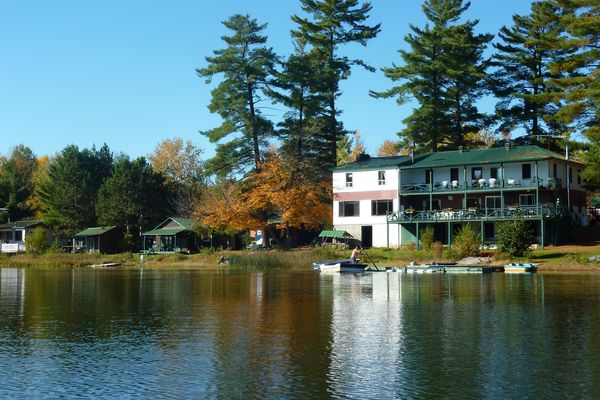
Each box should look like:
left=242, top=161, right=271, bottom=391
left=504, top=262, right=537, bottom=273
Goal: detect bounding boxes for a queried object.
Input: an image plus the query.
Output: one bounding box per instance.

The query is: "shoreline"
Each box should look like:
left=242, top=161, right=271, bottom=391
left=1, top=246, right=600, bottom=272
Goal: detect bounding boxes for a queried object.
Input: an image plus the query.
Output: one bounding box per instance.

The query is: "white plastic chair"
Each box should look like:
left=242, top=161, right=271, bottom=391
left=452, top=180, right=458, bottom=189
left=442, top=180, right=448, bottom=189
left=489, top=178, right=496, bottom=188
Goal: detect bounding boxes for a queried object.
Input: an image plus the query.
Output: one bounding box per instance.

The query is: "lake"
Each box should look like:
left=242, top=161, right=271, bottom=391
left=1, top=268, right=599, bottom=399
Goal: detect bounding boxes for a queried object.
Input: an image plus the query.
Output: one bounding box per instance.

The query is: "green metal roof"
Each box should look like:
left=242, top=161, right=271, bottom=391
left=170, top=217, right=193, bottom=229
left=400, top=146, right=574, bottom=170
left=143, top=227, right=188, bottom=236
left=318, top=230, right=353, bottom=239
left=75, top=226, right=117, bottom=237
left=333, top=155, right=413, bottom=172
left=333, top=146, right=582, bottom=172
left=0, top=220, right=43, bottom=230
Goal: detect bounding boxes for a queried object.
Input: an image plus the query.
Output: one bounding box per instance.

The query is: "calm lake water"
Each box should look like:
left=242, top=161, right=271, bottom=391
left=1, top=268, right=599, bottom=399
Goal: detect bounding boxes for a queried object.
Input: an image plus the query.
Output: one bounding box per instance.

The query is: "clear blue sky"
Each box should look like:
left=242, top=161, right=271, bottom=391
left=0, top=0, right=534, bottom=159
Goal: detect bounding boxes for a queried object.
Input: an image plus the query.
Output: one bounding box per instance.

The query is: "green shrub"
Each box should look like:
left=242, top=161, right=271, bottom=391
left=420, top=225, right=435, bottom=250
left=25, top=227, right=50, bottom=255
left=453, top=224, right=480, bottom=259
left=496, top=219, right=535, bottom=257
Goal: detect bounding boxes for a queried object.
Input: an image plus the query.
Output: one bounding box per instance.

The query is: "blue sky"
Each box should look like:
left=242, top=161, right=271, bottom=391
left=0, top=1, right=534, bottom=159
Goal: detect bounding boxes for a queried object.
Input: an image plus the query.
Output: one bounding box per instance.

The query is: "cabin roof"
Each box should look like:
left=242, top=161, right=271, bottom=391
left=0, top=220, right=43, bottom=230
left=319, top=230, right=353, bottom=239
left=74, top=226, right=117, bottom=237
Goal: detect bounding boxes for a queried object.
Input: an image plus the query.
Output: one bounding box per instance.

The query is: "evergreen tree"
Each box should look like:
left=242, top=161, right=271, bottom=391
left=292, top=0, right=380, bottom=167
left=96, top=156, right=171, bottom=230
left=549, top=0, right=599, bottom=186
left=197, top=14, right=277, bottom=177
left=372, top=0, right=490, bottom=151
left=490, top=1, right=570, bottom=139
left=39, top=145, right=112, bottom=233
left=0, top=145, right=37, bottom=220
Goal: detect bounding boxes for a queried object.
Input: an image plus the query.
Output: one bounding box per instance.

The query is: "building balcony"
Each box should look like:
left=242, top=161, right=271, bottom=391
left=400, top=178, right=562, bottom=195
left=387, top=205, right=556, bottom=224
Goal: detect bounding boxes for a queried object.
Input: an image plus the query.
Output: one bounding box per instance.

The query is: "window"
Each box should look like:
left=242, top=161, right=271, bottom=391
left=490, top=167, right=498, bottom=180
left=14, top=231, right=23, bottom=241
left=339, top=201, right=360, bottom=217
left=378, top=170, right=386, bottom=185
left=485, top=196, right=501, bottom=210
left=519, top=194, right=535, bottom=206
left=423, top=199, right=442, bottom=210
left=471, top=167, right=482, bottom=181
left=450, top=168, right=459, bottom=182
left=345, top=173, right=353, bottom=187
left=553, top=163, right=557, bottom=178
left=372, top=199, right=393, bottom=216
left=578, top=170, right=581, bottom=185
left=522, top=164, right=531, bottom=179
left=569, top=167, right=572, bottom=184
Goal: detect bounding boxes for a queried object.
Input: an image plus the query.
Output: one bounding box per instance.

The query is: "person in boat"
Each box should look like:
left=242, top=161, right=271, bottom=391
left=350, top=246, right=362, bottom=264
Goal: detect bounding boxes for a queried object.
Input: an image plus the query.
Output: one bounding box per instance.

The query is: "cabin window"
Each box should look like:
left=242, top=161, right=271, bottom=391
left=485, top=196, right=501, bottom=210
left=371, top=199, right=393, bottom=216
left=578, top=170, right=581, bottom=185
left=553, top=163, right=557, bottom=178
left=14, top=231, right=23, bottom=241
left=490, top=167, right=498, bottom=180
left=450, top=168, right=459, bottom=182
left=522, top=164, right=531, bottom=179
left=345, top=173, right=353, bottom=187
left=471, top=167, right=482, bottom=181
left=519, top=194, right=536, bottom=206
left=378, top=170, right=386, bottom=185
left=339, top=201, right=360, bottom=217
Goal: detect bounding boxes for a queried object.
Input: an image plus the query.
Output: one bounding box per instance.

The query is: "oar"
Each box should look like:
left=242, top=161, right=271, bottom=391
left=360, top=245, right=380, bottom=271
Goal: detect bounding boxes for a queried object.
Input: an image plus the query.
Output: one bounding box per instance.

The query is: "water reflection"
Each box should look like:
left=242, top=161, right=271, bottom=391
left=0, top=268, right=599, bottom=398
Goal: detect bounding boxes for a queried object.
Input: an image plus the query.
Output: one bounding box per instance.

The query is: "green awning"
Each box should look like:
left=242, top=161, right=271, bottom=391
left=318, top=230, right=353, bottom=239
left=75, top=226, right=117, bottom=237
left=143, top=227, right=188, bottom=236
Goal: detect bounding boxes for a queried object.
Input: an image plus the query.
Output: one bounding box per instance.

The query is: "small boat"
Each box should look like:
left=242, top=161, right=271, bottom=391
left=504, top=262, right=537, bottom=273
left=312, top=259, right=369, bottom=273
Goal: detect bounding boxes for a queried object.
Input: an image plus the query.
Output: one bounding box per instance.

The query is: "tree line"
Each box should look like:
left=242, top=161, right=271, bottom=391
left=1, top=0, right=597, bottom=246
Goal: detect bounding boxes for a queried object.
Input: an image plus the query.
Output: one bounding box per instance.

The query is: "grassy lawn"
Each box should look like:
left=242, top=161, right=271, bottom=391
left=1, top=243, right=600, bottom=271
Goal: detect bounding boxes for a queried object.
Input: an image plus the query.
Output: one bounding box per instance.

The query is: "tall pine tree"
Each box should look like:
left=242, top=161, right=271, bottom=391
left=292, top=0, right=380, bottom=167
left=550, top=0, right=599, bottom=186
left=490, top=0, right=570, bottom=139
left=372, top=0, right=490, bottom=151
left=198, top=14, right=277, bottom=177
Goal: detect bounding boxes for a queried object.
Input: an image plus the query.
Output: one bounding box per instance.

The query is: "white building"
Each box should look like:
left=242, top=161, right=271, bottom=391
left=333, top=145, right=586, bottom=248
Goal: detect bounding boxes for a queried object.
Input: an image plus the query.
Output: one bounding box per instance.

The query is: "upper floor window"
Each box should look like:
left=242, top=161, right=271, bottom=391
left=490, top=167, right=498, bottom=180
left=378, top=171, right=386, bottom=185
left=522, top=164, right=531, bottom=179
left=345, top=173, right=353, bottom=187
left=553, top=163, right=557, bottom=178
left=471, top=167, right=482, bottom=181
left=372, top=199, right=393, bottom=216
left=450, top=168, right=459, bottom=182
left=339, top=201, right=360, bottom=217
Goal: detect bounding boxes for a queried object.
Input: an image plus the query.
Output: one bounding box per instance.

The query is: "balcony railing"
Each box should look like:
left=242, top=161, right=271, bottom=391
left=387, top=206, right=556, bottom=223
left=400, top=177, right=562, bottom=194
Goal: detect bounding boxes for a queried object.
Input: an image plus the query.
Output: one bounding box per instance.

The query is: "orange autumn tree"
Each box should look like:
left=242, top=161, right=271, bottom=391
left=194, top=149, right=332, bottom=244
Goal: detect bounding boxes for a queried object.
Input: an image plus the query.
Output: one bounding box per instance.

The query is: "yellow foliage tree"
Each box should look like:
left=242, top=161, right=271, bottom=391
left=377, top=140, right=399, bottom=156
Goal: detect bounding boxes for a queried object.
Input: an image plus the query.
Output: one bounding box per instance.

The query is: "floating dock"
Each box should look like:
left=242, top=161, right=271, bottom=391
left=402, top=264, right=504, bottom=274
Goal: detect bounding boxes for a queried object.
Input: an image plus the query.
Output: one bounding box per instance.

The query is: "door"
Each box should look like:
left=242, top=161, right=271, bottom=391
left=361, top=226, right=373, bottom=248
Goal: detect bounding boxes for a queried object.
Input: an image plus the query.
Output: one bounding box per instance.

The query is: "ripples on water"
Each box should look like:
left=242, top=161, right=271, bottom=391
left=0, top=268, right=599, bottom=399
